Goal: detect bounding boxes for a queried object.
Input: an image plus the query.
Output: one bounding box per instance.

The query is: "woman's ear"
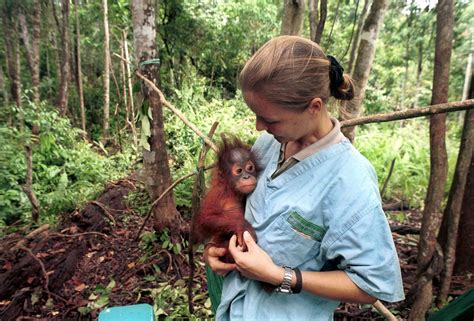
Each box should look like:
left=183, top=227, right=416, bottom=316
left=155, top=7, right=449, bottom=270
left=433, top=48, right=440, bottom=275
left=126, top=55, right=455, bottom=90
left=307, top=97, right=323, bottom=114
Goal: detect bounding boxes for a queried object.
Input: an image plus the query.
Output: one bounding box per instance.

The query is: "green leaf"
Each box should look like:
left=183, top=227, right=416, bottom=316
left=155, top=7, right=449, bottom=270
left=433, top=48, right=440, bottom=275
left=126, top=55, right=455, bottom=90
left=78, top=306, right=90, bottom=315
left=31, top=292, right=40, bottom=305
left=147, top=106, right=153, bottom=120
left=57, top=171, right=69, bottom=190
left=141, top=115, right=151, bottom=137
left=107, top=279, right=116, bottom=290
left=140, top=133, right=150, bottom=151
left=94, top=295, right=109, bottom=309
left=48, top=167, right=62, bottom=179
left=204, top=297, right=212, bottom=309
left=46, top=298, right=54, bottom=308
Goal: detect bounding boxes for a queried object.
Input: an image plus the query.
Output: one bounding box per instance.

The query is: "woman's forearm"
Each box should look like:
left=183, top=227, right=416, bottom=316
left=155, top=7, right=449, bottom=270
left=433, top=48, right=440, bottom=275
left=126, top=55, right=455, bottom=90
left=291, top=269, right=376, bottom=304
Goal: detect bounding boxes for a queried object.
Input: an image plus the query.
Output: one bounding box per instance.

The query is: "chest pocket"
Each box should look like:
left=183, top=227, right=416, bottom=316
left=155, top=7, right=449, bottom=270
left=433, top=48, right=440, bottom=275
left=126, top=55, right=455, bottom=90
left=269, top=210, right=324, bottom=267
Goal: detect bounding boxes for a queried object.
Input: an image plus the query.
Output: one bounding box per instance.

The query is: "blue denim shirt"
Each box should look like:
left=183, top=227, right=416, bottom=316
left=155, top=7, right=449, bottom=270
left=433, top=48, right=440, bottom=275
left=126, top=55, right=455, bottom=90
left=216, top=133, right=405, bottom=321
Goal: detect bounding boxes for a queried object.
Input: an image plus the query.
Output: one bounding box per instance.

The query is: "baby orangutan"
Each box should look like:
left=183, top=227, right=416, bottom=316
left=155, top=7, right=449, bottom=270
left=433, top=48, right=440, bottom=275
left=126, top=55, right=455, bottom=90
left=193, top=136, right=258, bottom=263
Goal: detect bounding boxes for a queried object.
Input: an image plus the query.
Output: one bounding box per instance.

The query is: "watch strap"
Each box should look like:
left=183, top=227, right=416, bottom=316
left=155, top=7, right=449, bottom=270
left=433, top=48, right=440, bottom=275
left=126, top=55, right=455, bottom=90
left=275, top=266, right=293, bottom=294
left=292, top=267, right=302, bottom=293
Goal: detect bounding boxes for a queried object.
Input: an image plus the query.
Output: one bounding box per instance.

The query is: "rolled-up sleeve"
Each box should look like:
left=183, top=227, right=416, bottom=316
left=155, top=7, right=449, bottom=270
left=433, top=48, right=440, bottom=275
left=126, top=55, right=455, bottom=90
left=324, top=204, right=405, bottom=302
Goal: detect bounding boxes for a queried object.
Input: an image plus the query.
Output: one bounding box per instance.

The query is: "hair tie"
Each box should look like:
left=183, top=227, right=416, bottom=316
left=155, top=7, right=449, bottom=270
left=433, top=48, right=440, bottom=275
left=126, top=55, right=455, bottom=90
left=327, top=55, right=344, bottom=97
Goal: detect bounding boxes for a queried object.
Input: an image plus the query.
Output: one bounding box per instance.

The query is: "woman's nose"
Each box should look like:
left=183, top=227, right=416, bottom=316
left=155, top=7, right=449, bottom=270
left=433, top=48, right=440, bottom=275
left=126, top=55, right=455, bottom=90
left=256, top=118, right=267, bottom=131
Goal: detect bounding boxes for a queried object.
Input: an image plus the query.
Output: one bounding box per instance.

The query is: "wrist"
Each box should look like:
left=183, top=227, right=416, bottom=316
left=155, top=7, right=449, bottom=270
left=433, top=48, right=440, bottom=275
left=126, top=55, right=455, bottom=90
left=269, top=265, right=286, bottom=286
left=274, top=266, right=303, bottom=294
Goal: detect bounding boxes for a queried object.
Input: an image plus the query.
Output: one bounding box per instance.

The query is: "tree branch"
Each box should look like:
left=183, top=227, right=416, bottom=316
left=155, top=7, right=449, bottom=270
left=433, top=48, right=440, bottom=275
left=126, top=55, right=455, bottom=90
left=341, top=99, right=474, bottom=128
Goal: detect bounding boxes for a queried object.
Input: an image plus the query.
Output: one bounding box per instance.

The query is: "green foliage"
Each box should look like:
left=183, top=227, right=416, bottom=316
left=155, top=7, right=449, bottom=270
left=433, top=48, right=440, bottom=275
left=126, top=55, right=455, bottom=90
left=158, top=0, right=279, bottom=94
left=355, top=120, right=460, bottom=208
left=78, top=279, right=117, bottom=315
left=125, top=189, right=152, bottom=218
left=141, top=280, right=212, bottom=320
left=0, top=102, right=135, bottom=227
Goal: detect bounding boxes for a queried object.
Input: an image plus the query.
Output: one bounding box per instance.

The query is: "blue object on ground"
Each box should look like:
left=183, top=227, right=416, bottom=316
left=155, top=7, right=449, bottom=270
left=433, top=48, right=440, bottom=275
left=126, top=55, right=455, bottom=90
left=98, top=303, right=155, bottom=321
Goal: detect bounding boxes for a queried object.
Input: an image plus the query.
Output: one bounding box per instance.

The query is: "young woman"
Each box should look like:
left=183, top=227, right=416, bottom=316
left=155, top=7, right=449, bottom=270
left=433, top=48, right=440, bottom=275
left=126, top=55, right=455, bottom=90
left=205, top=35, right=404, bottom=321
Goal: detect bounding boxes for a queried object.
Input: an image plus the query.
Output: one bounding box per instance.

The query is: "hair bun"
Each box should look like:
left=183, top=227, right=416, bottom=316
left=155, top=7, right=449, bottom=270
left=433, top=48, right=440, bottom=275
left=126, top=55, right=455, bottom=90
left=327, top=55, right=354, bottom=101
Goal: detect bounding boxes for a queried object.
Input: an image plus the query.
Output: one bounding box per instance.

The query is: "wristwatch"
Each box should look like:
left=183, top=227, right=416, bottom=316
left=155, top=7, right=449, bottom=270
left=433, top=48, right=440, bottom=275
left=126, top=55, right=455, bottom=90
left=275, top=266, right=293, bottom=294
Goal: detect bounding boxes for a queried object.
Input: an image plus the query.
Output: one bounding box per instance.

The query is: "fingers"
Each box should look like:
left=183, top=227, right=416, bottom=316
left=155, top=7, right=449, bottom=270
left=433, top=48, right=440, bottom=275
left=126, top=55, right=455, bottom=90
left=206, top=246, right=227, bottom=258
left=204, top=244, right=236, bottom=276
left=243, top=231, right=256, bottom=249
left=210, top=259, right=236, bottom=276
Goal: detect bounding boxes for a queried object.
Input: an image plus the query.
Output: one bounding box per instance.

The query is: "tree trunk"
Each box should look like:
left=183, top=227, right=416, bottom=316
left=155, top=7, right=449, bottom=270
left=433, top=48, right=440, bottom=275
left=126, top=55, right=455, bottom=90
left=341, top=0, right=390, bottom=141
left=18, top=0, right=41, bottom=104
left=2, top=2, right=21, bottom=108
left=348, top=0, right=372, bottom=75
left=281, top=0, right=305, bottom=36
left=414, top=40, right=423, bottom=108
left=462, top=39, right=473, bottom=101
left=102, top=0, right=110, bottom=143
left=73, top=0, right=86, bottom=133
left=437, top=108, right=474, bottom=305
left=0, top=59, right=8, bottom=107
left=409, top=1, right=454, bottom=320
left=57, top=0, right=70, bottom=117
left=308, top=0, right=319, bottom=42
left=49, top=0, right=62, bottom=84
left=22, top=125, right=40, bottom=223
left=399, top=3, right=414, bottom=110
left=314, top=0, right=327, bottom=44
left=454, top=151, right=474, bottom=274
left=123, top=31, right=138, bottom=149
left=120, top=40, right=129, bottom=128
left=459, top=38, right=473, bottom=125
left=454, top=60, right=474, bottom=275
left=131, top=0, right=178, bottom=232
left=325, top=0, right=342, bottom=49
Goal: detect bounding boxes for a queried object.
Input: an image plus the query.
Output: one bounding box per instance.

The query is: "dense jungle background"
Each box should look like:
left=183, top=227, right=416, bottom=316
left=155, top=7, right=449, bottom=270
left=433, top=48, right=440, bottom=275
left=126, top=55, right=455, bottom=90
left=0, top=0, right=473, bottom=320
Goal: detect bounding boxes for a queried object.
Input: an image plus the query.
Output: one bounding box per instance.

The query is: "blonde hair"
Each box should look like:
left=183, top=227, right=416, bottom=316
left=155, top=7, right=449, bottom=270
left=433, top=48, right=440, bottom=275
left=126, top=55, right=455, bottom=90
left=239, top=35, right=354, bottom=111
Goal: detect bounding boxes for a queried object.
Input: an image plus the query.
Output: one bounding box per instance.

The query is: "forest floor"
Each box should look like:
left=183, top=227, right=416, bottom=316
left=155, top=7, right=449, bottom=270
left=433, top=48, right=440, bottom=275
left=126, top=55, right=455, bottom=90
left=0, top=178, right=473, bottom=321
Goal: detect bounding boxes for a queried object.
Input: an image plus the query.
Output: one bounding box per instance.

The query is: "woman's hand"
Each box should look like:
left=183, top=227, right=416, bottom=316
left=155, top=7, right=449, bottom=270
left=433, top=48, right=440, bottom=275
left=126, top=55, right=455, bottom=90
left=228, top=231, right=284, bottom=286
left=203, top=243, right=236, bottom=276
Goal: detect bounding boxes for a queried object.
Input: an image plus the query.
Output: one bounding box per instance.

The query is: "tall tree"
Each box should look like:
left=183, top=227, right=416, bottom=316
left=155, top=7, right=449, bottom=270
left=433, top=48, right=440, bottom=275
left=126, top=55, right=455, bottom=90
left=123, top=31, right=138, bottom=148
left=56, top=0, right=71, bottom=116
left=413, top=40, right=424, bottom=108
left=348, top=0, right=372, bottom=75
left=308, top=0, right=319, bottom=42
left=437, top=96, right=473, bottom=305
left=0, top=59, right=8, bottom=107
left=2, top=1, right=21, bottom=108
left=131, top=0, right=179, bottom=231
left=18, top=0, right=41, bottom=104
left=313, top=0, right=327, bottom=43
left=340, top=0, right=390, bottom=141
left=281, top=0, right=305, bottom=35
left=399, top=1, right=415, bottom=109
left=453, top=60, right=474, bottom=279
left=102, top=0, right=110, bottom=142
left=409, top=0, right=454, bottom=319
left=454, top=151, right=474, bottom=275
left=73, top=0, right=86, bottom=133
